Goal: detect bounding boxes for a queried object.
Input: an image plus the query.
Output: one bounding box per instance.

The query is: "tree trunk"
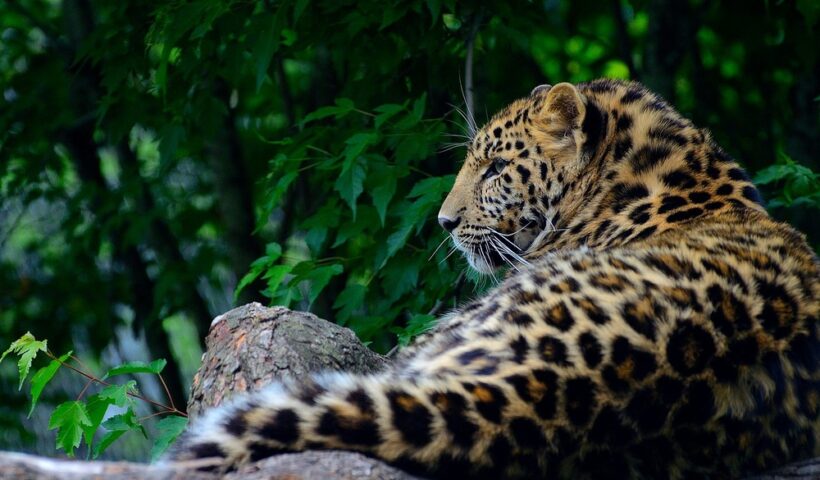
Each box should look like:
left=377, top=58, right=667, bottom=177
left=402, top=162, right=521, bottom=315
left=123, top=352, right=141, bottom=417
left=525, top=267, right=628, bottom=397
left=0, top=304, right=815, bottom=479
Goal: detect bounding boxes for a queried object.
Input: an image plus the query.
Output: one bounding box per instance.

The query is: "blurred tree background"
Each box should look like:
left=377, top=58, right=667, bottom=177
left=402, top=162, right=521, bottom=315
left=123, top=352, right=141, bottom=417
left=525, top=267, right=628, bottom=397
left=1, top=0, right=818, bottom=460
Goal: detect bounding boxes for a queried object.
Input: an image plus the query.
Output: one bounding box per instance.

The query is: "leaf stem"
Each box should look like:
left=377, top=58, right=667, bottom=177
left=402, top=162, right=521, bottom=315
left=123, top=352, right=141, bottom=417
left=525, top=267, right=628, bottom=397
left=47, top=350, right=187, bottom=417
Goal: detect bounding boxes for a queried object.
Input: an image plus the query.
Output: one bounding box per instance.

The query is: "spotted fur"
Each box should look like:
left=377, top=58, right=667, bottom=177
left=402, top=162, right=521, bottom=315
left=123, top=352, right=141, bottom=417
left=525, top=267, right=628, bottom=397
left=170, top=79, right=819, bottom=479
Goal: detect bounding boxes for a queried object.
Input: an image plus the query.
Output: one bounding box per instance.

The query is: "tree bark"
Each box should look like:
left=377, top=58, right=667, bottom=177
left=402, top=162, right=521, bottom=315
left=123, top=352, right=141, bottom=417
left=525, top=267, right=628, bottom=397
left=0, top=304, right=815, bottom=479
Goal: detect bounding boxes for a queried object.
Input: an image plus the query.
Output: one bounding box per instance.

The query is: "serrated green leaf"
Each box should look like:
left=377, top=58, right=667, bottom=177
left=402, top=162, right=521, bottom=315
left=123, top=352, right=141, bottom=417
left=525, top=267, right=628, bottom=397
left=83, top=394, right=113, bottom=447
left=261, top=264, right=294, bottom=299
left=383, top=223, right=413, bottom=268
left=28, top=351, right=72, bottom=417
left=1, top=332, right=48, bottom=389
left=305, top=264, right=344, bottom=306
left=103, top=359, right=166, bottom=379
left=92, top=429, right=126, bottom=459
left=49, top=401, right=92, bottom=457
left=369, top=165, right=398, bottom=225
left=341, top=132, right=380, bottom=169
left=333, top=283, right=367, bottom=324
left=101, top=410, right=144, bottom=434
left=381, top=257, right=420, bottom=301
left=334, top=158, right=367, bottom=216
left=253, top=10, right=284, bottom=90
left=299, top=98, right=355, bottom=127
left=394, top=314, right=436, bottom=347
left=374, top=103, right=405, bottom=129
left=98, top=381, right=138, bottom=408
left=150, top=415, right=188, bottom=462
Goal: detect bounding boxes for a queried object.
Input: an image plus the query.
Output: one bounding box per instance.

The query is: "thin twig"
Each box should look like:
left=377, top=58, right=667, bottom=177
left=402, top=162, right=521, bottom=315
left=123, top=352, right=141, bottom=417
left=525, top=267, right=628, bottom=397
left=76, top=379, right=94, bottom=401
left=157, top=373, right=176, bottom=411
left=47, top=351, right=187, bottom=417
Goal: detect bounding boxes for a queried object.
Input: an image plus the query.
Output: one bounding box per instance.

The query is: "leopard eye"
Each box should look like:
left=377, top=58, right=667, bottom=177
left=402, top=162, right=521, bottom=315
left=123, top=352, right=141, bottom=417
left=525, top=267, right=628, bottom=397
left=484, top=158, right=507, bottom=179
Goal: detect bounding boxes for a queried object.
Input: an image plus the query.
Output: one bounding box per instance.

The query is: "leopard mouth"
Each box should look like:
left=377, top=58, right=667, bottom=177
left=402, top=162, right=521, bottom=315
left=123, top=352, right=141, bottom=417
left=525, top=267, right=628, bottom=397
left=466, top=231, right=529, bottom=273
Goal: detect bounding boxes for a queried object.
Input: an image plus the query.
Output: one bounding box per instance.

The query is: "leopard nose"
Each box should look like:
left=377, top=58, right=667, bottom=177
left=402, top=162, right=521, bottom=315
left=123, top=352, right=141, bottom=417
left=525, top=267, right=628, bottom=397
left=438, top=216, right=462, bottom=232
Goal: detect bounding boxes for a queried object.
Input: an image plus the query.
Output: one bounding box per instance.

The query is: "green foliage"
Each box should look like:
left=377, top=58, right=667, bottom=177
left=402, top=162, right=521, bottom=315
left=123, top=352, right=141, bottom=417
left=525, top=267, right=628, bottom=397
left=754, top=153, right=820, bottom=209
left=1, top=332, right=48, bottom=389
left=1, top=333, right=186, bottom=460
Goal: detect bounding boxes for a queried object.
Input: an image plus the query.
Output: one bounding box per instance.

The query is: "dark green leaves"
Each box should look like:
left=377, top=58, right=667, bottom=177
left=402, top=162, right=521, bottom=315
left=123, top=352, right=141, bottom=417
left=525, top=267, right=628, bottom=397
left=754, top=153, right=820, bottom=208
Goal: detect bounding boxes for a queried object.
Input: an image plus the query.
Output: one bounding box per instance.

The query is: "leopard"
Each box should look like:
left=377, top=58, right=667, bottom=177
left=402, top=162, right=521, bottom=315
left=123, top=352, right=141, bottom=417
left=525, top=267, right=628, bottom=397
left=170, top=79, right=819, bottom=479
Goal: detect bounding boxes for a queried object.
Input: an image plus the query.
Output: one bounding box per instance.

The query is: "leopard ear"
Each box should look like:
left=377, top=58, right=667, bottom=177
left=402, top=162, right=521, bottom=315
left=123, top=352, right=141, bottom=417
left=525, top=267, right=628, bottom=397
left=530, top=84, right=552, bottom=96
left=543, top=82, right=586, bottom=128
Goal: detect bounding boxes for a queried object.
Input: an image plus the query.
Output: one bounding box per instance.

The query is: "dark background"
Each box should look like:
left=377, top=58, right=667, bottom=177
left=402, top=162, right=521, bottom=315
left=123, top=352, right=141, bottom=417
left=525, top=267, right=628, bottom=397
left=1, top=0, right=818, bottom=460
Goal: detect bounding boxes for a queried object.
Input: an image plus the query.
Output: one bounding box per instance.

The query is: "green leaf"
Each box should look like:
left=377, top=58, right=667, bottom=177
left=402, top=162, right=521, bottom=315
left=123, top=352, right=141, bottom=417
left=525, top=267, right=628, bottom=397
left=253, top=10, right=284, bottom=90
left=305, top=264, right=344, bottom=306
left=98, top=381, right=138, bottom=408
left=383, top=223, right=413, bottom=267
left=92, top=429, right=126, bottom=459
left=261, top=264, right=294, bottom=299
left=380, top=257, right=420, bottom=301
left=334, top=157, right=367, bottom=216
left=150, top=416, right=189, bottom=462
left=234, top=243, right=283, bottom=301
left=341, top=132, right=380, bottom=169
left=1, top=332, right=48, bottom=389
left=93, top=410, right=146, bottom=458
left=101, top=410, right=145, bottom=435
left=374, top=103, right=405, bottom=129
left=299, top=98, right=355, bottom=127
left=83, top=394, right=112, bottom=447
left=49, top=401, right=92, bottom=457
left=294, top=0, right=310, bottom=22
left=103, top=359, right=166, bottom=379
left=394, top=314, right=437, bottom=347
left=369, top=165, right=398, bottom=225
left=442, top=13, right=461, bottom=30
left=28, top=351, right=72, bottom=417
left=333, top=283, right=367, bottom=324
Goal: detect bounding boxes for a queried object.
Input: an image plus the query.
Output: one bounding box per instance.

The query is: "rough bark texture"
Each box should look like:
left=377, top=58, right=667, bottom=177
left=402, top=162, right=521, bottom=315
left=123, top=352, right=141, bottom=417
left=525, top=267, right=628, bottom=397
left=0, top=303, right=815, bottom=479
left=187, top=302, right=389, bottom=419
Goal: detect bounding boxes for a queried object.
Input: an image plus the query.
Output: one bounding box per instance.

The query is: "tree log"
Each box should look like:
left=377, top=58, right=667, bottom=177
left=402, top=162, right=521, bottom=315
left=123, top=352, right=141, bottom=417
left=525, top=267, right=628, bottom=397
left=0, top=303, right=815, bottom=479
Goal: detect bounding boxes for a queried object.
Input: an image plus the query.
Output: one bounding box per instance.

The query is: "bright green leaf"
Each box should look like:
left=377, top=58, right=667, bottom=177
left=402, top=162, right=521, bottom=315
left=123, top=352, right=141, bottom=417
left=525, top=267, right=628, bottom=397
left=150, top=415, right=188, bottom=462
left=103, top=359, right=166, bottom=379
left=49, top=401, right=92, bottom=457
left=28, top=351, right=72, bottom=417
left=97, top=381, right=138, bottom=408
left=1, top=332, right=48, bottom=389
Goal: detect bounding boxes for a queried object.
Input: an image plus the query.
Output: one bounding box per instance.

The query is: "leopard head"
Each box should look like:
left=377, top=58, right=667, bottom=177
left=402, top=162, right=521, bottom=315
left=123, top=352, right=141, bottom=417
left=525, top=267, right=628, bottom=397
left=438, top=83, right=602, bottom=273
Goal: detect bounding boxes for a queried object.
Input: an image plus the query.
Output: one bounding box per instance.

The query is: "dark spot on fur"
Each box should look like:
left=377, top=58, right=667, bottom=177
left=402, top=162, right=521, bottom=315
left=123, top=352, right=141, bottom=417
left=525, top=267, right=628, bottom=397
left=666, top=322, right=716, bottom=375
left=258, top=409, right=300, bottom=444
left=662, top=170, right=697, bottom=189
left=539, top=335, right=571, bottom=365
left=667, top=207, right=703, bottom=223
left=387, top=391, right=434, bottom=446
left=579, top=331, right=603, bottom=368
left=510, top=417, right=548, bottom=449
left=565, top=377, right=597, bottom=426
left=431, top=391, right=477, bottom=447
left=658, top=195, right=687, bottom=214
